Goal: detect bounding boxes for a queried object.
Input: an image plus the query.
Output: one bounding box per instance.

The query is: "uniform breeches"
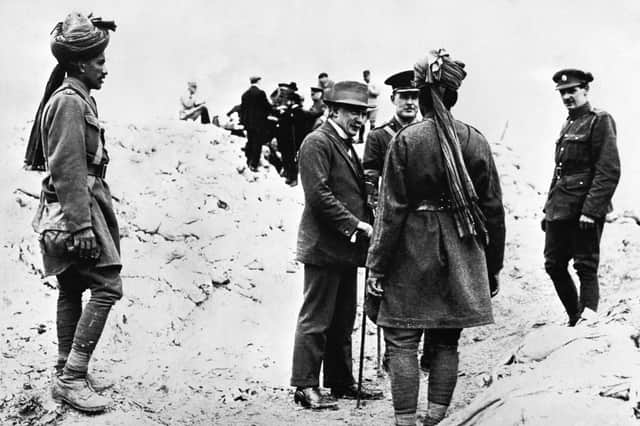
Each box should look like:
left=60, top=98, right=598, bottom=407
left=544, top=219, right=604, bottom=317
left=290, top=264, right=357, bottom=388
left=56, top=265, right=122, bottom=373
left=383, top=327, right=461, bottom=416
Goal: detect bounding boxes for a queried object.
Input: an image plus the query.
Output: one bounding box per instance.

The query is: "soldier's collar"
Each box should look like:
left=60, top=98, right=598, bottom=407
left=568, top=102, right=591, bottom=120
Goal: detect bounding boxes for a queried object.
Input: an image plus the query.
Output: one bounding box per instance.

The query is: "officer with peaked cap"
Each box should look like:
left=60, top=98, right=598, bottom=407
left=363, top=70, right=420, bottom=211
left=542, top=68, right=620, bottom=326
left=291, top=81, right=382, bottom=409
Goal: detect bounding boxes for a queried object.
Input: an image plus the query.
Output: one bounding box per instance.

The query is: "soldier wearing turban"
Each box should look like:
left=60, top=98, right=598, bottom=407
left=366, top=50, right=505, bottom=425
left=27, top=11, right=120, bottom=413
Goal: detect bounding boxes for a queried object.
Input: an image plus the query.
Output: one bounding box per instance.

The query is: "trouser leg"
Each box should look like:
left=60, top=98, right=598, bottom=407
left=383, top=327, right=423, bottom=423
left=573, top=220, right=604, bottom=312
left=322, top=267, right=357, bottom=388
left=62, top=266, right=122, bottom=379
left=290, top=264, right=341, bottom=388
left=200, top=107, right=211, bottom=124
left=56, top=270, right=84, bottom=372
left=424, top=329, right=461, bottom=426
left=544, top=220, right=580, bottom=320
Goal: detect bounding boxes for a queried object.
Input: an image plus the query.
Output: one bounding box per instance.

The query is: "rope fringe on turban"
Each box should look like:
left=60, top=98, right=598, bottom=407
left=25, top=13, right=116, bottom=171
left=414, top=49, right=488, bottom=244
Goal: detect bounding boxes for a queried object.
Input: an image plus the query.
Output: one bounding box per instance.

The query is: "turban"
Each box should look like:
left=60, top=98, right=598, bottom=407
left=50, top=12, right=116, bottom=65
left=25, top=12, right=116, bottom=171
left=414, top=48, right=467, bottom=91
left=414, top=49, right=488, bottom=243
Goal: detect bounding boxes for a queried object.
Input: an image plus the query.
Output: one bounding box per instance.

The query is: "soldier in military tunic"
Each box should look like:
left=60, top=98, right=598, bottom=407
left=26, top=11, right=120, bottom=413
left=363, top=70, right=420, bottom=210
left=543, top=69, right=620, bottom=326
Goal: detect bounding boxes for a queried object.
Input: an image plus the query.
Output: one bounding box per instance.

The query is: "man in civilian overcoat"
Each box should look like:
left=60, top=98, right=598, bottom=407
left=240, top=76, right=271, bottom=172
left=290, top=81, right=382, bottom=409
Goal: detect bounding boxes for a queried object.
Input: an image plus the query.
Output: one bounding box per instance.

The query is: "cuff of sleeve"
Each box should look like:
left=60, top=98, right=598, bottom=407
left=339, top=219, right=360, bottom=239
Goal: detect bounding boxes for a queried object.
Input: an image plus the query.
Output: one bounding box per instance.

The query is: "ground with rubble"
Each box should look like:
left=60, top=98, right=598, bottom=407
left=1, top=119, right=639, bottom=425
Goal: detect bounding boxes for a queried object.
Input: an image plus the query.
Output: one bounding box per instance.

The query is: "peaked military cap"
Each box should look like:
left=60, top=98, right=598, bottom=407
left=310, top=86, right=323, bottom=93
left=384, top=70, right=419, bottom=93
left=552, top=68, right=594, bottom=90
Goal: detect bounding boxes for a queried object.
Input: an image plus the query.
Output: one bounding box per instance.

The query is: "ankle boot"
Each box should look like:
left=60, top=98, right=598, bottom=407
left=51, top=375, right=111, bottom=413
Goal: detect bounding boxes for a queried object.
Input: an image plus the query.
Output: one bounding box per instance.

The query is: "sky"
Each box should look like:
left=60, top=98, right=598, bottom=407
left=1, top=0, right=638, bottom=206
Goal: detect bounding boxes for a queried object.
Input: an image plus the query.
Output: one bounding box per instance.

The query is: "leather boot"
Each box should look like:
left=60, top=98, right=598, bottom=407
left=51, top=375, right=111, bottom=413
left=294, top=387, right=338, bottom=410
left=53, top=368, right=113, bottom=392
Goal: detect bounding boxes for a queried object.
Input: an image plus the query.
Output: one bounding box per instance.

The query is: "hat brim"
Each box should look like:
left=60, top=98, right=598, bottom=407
left=394, top=88, right=420, bottom=94
left=555, top=82, right=582, bottom=90
left=324, top=99, right=376, bottom=109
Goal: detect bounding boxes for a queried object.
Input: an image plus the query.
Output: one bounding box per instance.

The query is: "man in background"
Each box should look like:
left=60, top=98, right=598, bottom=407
left=318, top=72, right=335, bottom=97
left=179, top=81, right=210, bottom=124
left=309, top=86, right=328, bottom=130
left=358, top=69, right=380, bottom=143
left=240, top=76, right=271, bottom=172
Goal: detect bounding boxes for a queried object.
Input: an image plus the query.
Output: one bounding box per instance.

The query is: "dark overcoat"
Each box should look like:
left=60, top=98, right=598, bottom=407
left=240, top=85, right=270, bottom=133
left=543, top=103, right=620, bottom=221
left=296, top=121, right=372, bottom=267
left=32, top=77, right=121, bottom=276
left=366, top=115, right=505, bottom=329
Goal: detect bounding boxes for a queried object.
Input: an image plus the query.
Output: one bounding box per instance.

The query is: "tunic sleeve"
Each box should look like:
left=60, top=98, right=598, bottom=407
left=44, top=94, right=92, bottom=232
left=366, top=133, right=409, bottom=275
left=582, top=113, right=620, bottom=218
left=299, top=136, right=360, bottom=237
left=464, top=129, right=506, bottom=275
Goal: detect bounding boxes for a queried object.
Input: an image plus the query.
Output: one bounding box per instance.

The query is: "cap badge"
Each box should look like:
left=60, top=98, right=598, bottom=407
left=561, top=74, right=567, bottom=81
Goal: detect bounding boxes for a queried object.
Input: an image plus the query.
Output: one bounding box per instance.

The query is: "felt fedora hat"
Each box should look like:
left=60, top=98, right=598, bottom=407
left=325, top=81, right=374, bottom=108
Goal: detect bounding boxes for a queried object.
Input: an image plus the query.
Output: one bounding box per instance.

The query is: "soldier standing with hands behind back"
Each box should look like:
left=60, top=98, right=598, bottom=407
left=542, top=69, right=620, bottom=326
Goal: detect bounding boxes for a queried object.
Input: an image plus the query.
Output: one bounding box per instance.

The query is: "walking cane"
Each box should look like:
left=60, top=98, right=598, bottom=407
left=356, top=267, right=369, bottom=409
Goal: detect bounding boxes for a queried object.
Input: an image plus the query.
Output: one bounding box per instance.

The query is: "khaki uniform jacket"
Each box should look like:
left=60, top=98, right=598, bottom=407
left=544, top=103, right=620, bottom=221
left=366, top=116, right=505, bottom=329
left=32, top=77, right=121, bottom=276
left=296, top=121, right=372, bottom=267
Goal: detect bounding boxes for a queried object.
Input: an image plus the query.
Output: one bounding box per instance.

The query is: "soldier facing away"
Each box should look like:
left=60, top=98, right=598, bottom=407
left=26, top=11, right=122, bottom=413
left=542, top=68, right=620, bottom=326
left=366, top=49, right=505, bottom=426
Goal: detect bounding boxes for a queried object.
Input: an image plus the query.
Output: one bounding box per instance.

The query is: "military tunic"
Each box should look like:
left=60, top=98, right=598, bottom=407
left=366, top=116, right=505, bottom=329
left=543, top=102, right=620, bottom=316
left=543, top=103, right=620, bottom=221
left=362, top=116, right=408, bottom=207
left=32, top=77, right=121, bottom=277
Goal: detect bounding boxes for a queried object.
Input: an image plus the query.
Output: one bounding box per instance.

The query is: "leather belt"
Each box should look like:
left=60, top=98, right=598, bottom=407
left=88, top=163, right=107, bottom=179
left=414, top=199, right=452, bottom=212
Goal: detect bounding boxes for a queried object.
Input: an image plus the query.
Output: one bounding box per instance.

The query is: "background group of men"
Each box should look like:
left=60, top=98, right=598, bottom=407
left=179, top=70, right=382, bottom=187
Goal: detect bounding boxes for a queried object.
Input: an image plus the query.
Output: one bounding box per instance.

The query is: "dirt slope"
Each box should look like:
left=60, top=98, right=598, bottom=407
left=1, top=120, right=638, bottom=425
